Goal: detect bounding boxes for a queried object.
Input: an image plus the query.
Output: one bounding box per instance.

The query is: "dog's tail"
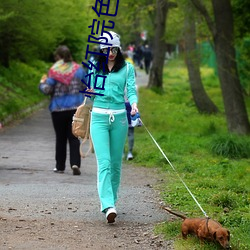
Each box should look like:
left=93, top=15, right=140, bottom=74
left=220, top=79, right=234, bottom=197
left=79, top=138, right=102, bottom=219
left=162, top=206, right=187, bottom=220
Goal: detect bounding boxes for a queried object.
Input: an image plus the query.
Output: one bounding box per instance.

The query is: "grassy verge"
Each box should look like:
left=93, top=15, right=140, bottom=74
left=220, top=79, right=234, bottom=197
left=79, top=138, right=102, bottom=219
left=0, top=60, right=50, bottom=124
left=129, top=59, right=250, bottom=250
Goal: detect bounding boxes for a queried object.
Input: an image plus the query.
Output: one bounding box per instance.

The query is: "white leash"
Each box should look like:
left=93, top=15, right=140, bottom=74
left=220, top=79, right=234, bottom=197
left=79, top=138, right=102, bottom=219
left=140, top=118, right=209, bottom=218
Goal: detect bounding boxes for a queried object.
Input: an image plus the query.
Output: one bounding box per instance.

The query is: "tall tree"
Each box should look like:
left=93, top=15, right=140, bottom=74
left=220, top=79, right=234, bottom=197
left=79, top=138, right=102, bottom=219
left=115, top=0, right=155, bottom=47
left=191, top=0, right=250, bottom=134
left=148, top=0, right=177, bottom=89
left=232, top=0, right=250, bottom=96
left=184, top=1, right=218, bottom=114
left=0, top=0, right=89, bottom=66
left=232, top=0, right=250, bottom=39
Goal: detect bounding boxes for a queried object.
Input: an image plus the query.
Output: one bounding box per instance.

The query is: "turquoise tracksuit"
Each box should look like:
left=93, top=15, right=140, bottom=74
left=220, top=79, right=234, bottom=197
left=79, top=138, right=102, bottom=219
left=90, top=62, right=138, bottom=212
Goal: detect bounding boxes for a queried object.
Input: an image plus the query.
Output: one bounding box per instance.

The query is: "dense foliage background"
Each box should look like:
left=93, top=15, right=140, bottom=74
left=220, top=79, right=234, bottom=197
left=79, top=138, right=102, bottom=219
left=0, top=1, right=249, bottom=248
left=0, top=0, right=91, bottom=66
left=0, top=0, right=249, bottom=126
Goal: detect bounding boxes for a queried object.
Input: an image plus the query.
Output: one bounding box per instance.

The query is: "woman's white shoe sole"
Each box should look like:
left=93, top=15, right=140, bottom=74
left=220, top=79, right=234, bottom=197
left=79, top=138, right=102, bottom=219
left=106, top=208, right=117, bottom=223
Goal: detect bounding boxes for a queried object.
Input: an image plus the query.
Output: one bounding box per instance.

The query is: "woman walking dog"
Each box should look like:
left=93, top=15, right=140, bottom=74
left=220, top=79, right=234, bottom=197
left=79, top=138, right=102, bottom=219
left=86, top=31, right=138, bottom=223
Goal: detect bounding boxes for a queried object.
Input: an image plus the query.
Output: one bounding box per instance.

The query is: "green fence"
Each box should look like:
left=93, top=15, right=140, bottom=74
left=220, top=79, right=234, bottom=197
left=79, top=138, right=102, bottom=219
left=199, top=41, right=217, bottom=74
left=199, top=39, right=250, bottom=95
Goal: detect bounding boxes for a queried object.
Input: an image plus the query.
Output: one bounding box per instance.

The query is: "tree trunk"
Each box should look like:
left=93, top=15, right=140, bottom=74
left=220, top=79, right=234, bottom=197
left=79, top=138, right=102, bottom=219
left=147, top=0, right=168, bottom=89
left=212, top=0, right=250, bottom=134
left=184, top=4, right=218, bottom=114
left=190, top=0, right=250, bottom=134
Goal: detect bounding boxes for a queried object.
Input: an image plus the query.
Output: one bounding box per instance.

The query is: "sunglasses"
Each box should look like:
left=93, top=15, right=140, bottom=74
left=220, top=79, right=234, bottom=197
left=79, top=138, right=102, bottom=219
left=102, top=47, right=119, bottom=54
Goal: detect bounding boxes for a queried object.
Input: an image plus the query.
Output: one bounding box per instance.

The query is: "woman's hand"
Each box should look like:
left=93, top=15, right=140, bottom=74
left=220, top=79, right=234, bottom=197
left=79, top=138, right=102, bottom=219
left=85, top=88, right=94, bottom=93
left=40, top=74, right=47, bottom=83
left=131, top=103, right=138, bottom=116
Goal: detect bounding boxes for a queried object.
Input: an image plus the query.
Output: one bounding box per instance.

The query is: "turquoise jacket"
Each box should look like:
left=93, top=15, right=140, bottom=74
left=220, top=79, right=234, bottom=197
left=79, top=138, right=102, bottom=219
left=90, top=62, right=138, bottom=110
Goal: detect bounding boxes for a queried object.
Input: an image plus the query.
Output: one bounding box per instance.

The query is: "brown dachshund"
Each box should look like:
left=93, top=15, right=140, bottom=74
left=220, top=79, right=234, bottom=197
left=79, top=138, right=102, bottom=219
left=162, top=207, right=231, bottom=249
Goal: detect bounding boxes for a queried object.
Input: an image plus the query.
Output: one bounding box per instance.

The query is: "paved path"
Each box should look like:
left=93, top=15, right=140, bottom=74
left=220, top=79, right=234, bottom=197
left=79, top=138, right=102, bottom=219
left=0, top=107, right=164, bottom=224
left=0, top=68, right=152, bottom=223
left=0, top=71, right=174, bottom=249
left=135, top=68, right=149, bottom=88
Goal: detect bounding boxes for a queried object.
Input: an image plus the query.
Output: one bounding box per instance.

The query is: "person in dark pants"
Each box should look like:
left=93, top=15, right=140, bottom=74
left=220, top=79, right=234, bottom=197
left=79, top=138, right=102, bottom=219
left=143, top=44, right=152, bottom=74
left=51, top=110, right=81, bottom=173
left=123, top=52, right=137, bottom=160
left=39, top=45, right=87, bottom=175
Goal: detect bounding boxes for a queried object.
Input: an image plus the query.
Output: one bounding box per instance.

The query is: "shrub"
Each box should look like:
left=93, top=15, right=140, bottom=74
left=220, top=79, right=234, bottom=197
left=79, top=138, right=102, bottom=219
left=210, top=191, right=237, bottom=209
left=210, top=135, right=250, bottom=159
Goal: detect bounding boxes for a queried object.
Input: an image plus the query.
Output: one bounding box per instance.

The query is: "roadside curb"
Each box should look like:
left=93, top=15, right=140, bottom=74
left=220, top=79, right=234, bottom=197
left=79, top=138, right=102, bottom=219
left=0, top=99, right=48, bottom=129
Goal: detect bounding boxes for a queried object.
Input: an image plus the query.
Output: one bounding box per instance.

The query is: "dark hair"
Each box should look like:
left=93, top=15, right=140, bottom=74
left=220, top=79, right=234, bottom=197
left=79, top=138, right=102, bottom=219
left=96, top=48, right=126, bottom=74
left=54, top=45, right=73, bottom=63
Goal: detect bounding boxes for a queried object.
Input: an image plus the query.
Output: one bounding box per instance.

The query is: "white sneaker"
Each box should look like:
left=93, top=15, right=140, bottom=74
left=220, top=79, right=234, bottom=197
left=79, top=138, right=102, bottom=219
left=72, top=165, right=81, bottom=175
left=105, top=207, right=117, bottom=223
left=127, top=152, right=133, bottom=160
left=53, top=168, right=64, bottom=173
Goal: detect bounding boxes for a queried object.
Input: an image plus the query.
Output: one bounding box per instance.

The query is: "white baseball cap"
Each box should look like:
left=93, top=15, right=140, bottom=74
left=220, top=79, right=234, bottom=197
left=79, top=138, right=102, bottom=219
left=99, top=31, right=121, bottom=49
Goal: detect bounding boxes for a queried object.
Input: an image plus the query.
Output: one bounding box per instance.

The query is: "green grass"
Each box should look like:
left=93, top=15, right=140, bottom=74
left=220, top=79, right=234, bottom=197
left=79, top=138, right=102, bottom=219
left=128, top=58, right=250, bottom=250
left=0, top=60, right=50, bottom=123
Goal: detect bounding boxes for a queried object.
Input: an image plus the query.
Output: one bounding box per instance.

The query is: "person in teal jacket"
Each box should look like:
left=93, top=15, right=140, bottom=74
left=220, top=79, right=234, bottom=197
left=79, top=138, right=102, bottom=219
left=86, top=31, right=138, bottom=223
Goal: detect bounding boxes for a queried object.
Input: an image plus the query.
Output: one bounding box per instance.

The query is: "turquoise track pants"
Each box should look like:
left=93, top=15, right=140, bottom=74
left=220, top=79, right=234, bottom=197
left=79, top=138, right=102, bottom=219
left=90, top=111, right=128, bottom=212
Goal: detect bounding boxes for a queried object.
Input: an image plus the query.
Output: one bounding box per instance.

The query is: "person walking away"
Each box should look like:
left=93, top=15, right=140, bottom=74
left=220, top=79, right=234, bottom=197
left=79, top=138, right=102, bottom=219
left=125, top=102, right=135, bottom=160
left=143, top=44, right=152, bottom=74
left=86, top=31, right=138, bottom=223
left=39, top=45, right=88, bottom=175
left=135, top=44, right=144, bottom=69
left=123, top=52, right=137, bottom=160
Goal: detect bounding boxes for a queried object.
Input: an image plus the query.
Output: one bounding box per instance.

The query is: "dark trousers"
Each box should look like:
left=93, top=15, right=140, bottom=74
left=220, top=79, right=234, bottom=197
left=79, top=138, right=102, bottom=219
left=51, top=110, right=80, bottom=171
left=125, top=102, right=134, bottom=153
left=127, top=127, right=134, bottom=152
left=144, top=59, right=151, bottom=74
